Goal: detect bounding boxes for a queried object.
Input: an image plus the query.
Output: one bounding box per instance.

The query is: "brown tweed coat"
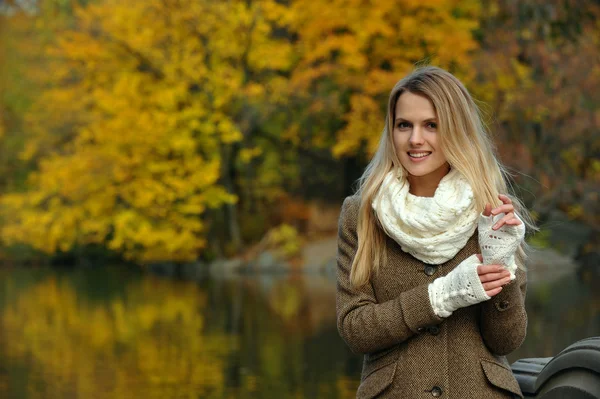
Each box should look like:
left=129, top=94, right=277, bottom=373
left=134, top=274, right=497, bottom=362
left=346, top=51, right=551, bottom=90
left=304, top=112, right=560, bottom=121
left=336, top=196, right=527, bottom=399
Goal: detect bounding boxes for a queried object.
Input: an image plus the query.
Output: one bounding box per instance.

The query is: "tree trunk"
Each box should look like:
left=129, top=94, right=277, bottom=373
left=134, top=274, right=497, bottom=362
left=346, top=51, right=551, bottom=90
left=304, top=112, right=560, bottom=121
left=220, top=143, right=242, bottom=253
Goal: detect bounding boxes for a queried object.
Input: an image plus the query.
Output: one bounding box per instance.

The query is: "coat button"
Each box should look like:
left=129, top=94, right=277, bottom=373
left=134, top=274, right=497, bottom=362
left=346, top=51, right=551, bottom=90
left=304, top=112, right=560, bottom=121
left=497, top=300, right=510, bottom=311
left=431, top=386, right=443, bottom=397
left=428, top=326, right=440, bottom=335
left=424, top=265, right=436, bottom=276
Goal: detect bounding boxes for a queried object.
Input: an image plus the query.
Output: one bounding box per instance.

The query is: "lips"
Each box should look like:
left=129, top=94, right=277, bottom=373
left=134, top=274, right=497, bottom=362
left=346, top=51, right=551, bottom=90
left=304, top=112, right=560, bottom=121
left=408, top=151, right=432, bottom=159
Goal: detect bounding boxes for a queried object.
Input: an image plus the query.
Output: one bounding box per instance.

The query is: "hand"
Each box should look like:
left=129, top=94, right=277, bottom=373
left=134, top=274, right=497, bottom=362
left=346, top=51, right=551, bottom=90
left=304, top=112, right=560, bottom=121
left=428, top=254, right=491, bottom=318
left=479, top=194, right=525, bottom=279
left=476, top=254, right=511, bottom=297
left=483, top=194, right=522, bottom=231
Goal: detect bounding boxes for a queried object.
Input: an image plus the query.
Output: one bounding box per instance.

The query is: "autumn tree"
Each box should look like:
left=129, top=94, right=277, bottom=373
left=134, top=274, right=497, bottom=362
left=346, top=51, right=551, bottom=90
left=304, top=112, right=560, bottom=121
left=473, top=0, right=600, bottom=233
left=7, top=0, right=594, bottom=264
left=0, top=0, right=293, bottom=262
left=285, top=0, right=481, bottom=159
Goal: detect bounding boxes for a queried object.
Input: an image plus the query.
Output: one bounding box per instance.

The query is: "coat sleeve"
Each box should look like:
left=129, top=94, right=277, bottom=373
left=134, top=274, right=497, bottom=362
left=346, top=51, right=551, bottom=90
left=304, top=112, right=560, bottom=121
left=479, top=266, right=528, bottom=356
left=336, top=196, right=444, bottom=355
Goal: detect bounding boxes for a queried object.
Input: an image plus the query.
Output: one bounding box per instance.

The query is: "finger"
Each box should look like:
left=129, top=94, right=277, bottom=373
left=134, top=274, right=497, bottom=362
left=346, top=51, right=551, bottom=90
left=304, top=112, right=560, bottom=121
left=479, top=270, right=512, bottom=283
left=498, top=194, right=513, bottom=205
left=475, top=253, right=483, bottom=263
left=491, top=204, right=515, bottom=216
left=477, top=264, right=503, bottom=275
left=505, top=217, right=523, bottom=226
left=483, top=203, right=492, bottom=217
left=482, top=276, right=512, bottom=291
left=492, top=212, right=515, bottom=230
left=486, top=286, right=503, bottom=297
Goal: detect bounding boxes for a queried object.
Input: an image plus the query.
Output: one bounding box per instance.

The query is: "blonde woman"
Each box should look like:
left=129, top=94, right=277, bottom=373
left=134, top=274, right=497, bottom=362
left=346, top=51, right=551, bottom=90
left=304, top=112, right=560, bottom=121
left=336, top=66, right=532, bottom=398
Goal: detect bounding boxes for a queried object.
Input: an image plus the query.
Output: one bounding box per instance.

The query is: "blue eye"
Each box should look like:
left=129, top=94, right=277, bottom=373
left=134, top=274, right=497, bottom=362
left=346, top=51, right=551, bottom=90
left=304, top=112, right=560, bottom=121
left=397, top=122, right=410, bottom=129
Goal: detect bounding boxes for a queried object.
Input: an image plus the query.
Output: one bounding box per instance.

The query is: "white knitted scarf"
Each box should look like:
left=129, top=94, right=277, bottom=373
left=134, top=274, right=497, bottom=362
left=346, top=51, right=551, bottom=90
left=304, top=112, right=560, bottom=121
left=372, top=168, right=479, bottom=265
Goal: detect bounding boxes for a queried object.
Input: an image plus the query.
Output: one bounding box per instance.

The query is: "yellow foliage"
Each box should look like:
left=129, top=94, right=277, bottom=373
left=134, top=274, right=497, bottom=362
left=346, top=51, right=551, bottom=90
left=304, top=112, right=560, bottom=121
left=289, top=0, right=481, bottom=157
left=0, top=0, right=292, bottom=262
left=267, top=224, right=301, bottom=258
left=591, top=159, right=600, bottom=180
left=239, top=147, right=263, bottom=164
left=560, top=148, right=582, bottom=173
left=567, top=204, right=584, bottom=220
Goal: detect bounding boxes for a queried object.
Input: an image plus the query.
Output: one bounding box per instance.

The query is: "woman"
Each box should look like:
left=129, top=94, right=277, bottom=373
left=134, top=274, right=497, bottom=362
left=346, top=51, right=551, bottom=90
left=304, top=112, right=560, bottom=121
left=336, top=66, right=532, bottom=398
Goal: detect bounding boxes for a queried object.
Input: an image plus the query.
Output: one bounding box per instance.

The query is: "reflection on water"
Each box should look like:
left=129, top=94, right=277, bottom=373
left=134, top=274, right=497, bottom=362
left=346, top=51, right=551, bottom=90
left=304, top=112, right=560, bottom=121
left=0, top=264, right=597, bottom=398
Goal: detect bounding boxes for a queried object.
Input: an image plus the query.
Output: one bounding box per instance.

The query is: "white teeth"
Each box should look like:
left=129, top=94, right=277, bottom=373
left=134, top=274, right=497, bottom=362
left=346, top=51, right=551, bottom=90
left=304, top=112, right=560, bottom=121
left=408, top=152, right=431, bottom=158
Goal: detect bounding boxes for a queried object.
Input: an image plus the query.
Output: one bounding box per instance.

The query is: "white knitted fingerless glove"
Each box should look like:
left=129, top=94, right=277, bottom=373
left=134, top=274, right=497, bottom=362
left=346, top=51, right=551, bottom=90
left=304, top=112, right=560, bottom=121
left=478, top=213, right=525, bottom=280
left=428, top=254, right=490, bottom=318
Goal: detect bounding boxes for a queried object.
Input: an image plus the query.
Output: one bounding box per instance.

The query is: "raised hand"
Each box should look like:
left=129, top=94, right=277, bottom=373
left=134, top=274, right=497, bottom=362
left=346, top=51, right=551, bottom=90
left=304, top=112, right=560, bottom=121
left=478, top=194, right=525, bottom=279
left=485, top=194, right=523, bottom=230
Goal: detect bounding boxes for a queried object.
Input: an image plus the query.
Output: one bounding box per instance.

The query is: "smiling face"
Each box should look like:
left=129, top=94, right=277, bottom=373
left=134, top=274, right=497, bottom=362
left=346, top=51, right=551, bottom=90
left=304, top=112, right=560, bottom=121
left=393, top=91, right=450, bottom=196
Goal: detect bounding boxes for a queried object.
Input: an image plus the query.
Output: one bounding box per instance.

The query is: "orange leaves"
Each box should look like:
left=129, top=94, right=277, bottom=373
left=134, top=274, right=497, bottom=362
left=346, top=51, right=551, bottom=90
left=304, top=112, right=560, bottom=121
left=333, top=94, right=383, bottom=158
left=1, top=0, right=597, bottom=262
left=0, top=0, right=297, bottom=263
left=2, top=0, right=485, bottom=263
left=289, top=0, right=482, bottom=158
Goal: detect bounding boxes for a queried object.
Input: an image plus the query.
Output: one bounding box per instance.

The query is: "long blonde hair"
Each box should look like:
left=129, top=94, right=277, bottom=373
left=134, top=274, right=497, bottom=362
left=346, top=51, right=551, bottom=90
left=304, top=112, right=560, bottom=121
left=350, top=66, right=535, bottom=287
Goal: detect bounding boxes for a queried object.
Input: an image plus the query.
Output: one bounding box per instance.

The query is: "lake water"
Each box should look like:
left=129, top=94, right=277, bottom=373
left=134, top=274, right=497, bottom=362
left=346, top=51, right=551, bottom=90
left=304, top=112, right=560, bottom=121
left=0, top=262, right=597, bottom=398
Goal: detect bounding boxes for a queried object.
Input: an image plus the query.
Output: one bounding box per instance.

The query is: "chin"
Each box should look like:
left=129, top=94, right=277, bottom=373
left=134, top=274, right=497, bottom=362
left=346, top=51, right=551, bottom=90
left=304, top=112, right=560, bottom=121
left=403, top=164, right=450, bottom=179
left=406, top=170, right=433, bottom=178
left=402, top=165, right=432, bottom=176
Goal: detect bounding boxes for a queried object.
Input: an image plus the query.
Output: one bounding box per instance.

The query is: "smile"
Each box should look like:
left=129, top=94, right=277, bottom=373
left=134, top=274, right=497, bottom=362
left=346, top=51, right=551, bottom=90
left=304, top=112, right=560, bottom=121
left=408, top=152, right=432, bottom=159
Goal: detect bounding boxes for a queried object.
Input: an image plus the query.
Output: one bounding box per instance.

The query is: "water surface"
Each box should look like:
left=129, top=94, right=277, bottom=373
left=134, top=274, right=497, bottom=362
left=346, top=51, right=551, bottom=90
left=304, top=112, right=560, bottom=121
left=0, top=262, right=597, bottom=398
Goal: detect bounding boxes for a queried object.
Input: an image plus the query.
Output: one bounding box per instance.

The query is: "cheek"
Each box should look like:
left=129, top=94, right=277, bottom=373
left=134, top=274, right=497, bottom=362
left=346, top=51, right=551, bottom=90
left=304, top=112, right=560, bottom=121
left=392, top=131, right=406, bottom=149
left=391, top=132, right=400, bottom=150
left=426, top=131, right=439, bottom=147
left=428, top=135, right=444, bottom=155
left=434, top=146, right=448, bottom=164
left=434, top=138, right=444, bottom=154
left=391, top=133, right=406, bottom=164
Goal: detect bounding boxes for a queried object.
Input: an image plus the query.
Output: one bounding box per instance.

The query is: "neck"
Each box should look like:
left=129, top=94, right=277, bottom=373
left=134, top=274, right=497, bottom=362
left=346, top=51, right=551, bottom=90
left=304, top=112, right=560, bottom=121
left=407, top=163, right=451, bottom=197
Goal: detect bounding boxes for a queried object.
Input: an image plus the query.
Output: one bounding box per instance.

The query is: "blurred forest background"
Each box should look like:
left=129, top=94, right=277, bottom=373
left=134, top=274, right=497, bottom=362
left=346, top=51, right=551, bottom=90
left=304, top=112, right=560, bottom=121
left=0, top=0, right=598, bottom=266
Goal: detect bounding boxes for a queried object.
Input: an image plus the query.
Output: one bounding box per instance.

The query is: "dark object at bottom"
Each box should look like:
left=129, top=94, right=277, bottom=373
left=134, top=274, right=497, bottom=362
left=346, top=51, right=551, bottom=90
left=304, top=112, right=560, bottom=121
left=511, top=337, right=600, bottom=398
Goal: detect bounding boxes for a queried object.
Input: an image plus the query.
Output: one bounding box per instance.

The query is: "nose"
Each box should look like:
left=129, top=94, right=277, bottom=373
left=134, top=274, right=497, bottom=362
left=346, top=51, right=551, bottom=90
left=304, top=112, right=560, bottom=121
left=409, top=126, right=424, bottom=146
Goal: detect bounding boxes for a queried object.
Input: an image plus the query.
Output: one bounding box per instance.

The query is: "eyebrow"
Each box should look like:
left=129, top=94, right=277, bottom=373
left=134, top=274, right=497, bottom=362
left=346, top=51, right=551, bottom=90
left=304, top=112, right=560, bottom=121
left=394, top=117, right=438, bottom=123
